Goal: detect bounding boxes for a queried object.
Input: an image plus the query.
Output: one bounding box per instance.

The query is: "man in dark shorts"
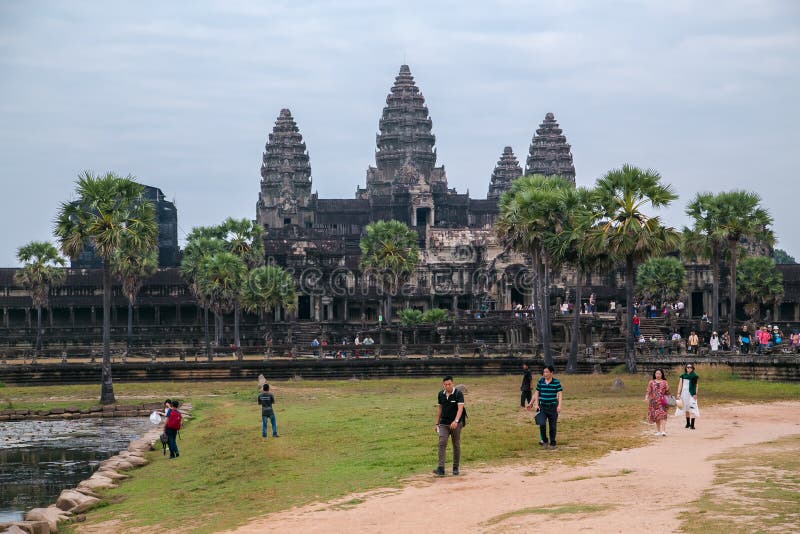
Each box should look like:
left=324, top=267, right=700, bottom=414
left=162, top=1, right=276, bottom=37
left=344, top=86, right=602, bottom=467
left=434, top=376, right=465, bottom=476
left=520, top=362, right=533, bottom=409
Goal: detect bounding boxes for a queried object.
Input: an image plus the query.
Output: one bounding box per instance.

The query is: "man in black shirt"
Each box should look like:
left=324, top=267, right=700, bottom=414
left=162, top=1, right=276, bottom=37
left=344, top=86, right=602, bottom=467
left=434, top=376, right=465, bottom=476
left=257, top=384, right=279, bottom=437
left=520, top=362, right=533, bottom=409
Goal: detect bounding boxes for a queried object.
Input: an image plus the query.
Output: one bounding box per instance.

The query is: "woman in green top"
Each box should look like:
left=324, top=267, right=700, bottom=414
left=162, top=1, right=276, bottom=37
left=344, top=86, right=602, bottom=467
left=676, top=363, right=700, bottom=429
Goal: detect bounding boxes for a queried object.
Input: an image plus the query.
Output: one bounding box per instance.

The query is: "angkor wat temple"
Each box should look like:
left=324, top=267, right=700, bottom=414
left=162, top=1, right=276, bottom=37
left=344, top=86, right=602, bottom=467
left=254, top=65, right=578, bottom=322
left=2, top=65, right=800, bottom=353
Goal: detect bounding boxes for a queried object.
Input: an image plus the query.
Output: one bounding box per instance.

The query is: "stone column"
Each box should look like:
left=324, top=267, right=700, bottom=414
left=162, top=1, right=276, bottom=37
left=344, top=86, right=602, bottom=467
left=2, top=307, right=7, bottom=327
left=135, top=306, right=141, bottom=325
left=69, top=306, right=75, bottom=327
left=343, top=298, right=349, bottom=321
left=49, top=308, right=54, bottom=327
left=26, top=307, right=31, bottom=327
left=794, top=303, right=799, bottom=322
left=155, top=306, right=161, bottom=325
left=452, top=295, right=458, bottom=313
left=176, top=303, right=181, bottom=324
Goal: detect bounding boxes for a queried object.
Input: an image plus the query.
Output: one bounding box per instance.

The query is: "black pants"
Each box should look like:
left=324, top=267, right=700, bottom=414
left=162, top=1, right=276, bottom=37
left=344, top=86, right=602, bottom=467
left=520, top=390, right=532, bottom=407
left=538, top=404, right=558, bottom=445
left=165, top=427, right=179, bottom=457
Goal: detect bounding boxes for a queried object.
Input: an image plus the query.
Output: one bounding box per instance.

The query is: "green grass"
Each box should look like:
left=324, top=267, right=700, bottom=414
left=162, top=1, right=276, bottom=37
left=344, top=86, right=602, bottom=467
left=678, top=434, right=800, bottom=533
left=483, top=504, right=613, bottom=526
left=7, top=369, right=799, bottom=533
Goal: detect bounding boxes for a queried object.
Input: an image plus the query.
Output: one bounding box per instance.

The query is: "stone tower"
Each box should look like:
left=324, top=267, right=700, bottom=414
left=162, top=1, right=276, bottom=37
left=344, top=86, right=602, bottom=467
left=487, top=146, right=523, bottom=201
left=525, top=112, right=576, bottom=186
left=362, top=65, right=448, bottom=227
left=256, top=109, right=314, bottom=229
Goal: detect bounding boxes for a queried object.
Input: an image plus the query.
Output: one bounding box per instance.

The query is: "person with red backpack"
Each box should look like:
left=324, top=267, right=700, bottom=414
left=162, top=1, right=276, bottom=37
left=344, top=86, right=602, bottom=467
left=165, top=400, right=182, bottom=459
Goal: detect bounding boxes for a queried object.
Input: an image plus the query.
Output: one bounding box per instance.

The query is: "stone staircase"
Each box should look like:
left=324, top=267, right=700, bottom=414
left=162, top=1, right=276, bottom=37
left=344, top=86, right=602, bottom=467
left=637, top=317, right=668, bottom=339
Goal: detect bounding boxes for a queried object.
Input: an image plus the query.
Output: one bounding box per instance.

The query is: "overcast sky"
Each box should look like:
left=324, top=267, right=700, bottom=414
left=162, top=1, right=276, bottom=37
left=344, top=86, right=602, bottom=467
left=1, top=0, right=798, bottom=267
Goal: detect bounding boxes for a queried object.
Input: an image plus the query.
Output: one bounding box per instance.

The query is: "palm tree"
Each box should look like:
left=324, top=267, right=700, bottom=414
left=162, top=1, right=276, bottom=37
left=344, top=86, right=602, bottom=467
left=736, top=256, right=783, bottom=321
left=683, top=193, right=724, bottom=333
left=713, top=191, right=774, bottom=347
left=496, top=175, right=573, bottom=366
left=181, top=231, right=226, bottom=358
left=547, top=186, right=609, bottom=373
left=197, top=252, right=246, bottom=350
left=14, top=241, right=66, bottom=352
left=589, top=165, right=679, bottom=372
left=636, top=257, right=686, bottom=309
left=54, top=172, right=157, bottom=404
left=359, top=220, right=420, bottom=323
left=241, top=264, right=297, bottom=343
left=112, top=248, right=158, bottom=351
left=220, top=218, right=264, bottom=349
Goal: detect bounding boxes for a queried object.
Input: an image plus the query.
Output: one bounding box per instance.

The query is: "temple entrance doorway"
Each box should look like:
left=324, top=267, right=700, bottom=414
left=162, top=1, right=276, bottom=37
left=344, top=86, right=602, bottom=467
left=691, top=291, right=704, bottom=317
left=297, top=296, right=311, bottom=320
left=510, top=287, right=526, bottom=308
left=415, top=207, right=431, bottom=227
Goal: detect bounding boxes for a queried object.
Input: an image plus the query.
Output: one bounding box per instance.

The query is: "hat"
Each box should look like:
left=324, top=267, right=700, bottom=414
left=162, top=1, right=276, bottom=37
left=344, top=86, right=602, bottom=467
left=773, top=326, right=779, bottom=331
left=712, top=331, right=718, bottom=335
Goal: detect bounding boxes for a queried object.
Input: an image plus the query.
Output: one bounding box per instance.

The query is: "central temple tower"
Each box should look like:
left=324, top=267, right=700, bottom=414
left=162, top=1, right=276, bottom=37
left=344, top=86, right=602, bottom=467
left=361, top=65, right=449, bottom=227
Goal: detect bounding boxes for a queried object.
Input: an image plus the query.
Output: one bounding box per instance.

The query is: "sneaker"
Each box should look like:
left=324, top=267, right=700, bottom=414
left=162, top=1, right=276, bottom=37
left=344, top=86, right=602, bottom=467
left=452, top=467, right=460, bottom=476
left=273, top=434, right=280, bottom=437
left=549, top=444, right=557, bottom=450
left=539, top=441, right=548, bottom=448
left=661, top=432, right=667, bottom=436
left=433, top=467, right=445, bottom=477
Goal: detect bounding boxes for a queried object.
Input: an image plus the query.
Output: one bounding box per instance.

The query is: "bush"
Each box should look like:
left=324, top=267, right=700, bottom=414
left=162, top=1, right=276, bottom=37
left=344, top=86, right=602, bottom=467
left=421, top=308, right=449, bottom=325
left=398, top=309, right=423, bottom=326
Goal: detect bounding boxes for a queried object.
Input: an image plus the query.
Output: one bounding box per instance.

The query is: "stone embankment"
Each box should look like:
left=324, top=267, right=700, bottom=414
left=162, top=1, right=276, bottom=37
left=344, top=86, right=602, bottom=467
left=0, top=404, right=158, bottom=422
left=0, top=404, right=191, bottom=534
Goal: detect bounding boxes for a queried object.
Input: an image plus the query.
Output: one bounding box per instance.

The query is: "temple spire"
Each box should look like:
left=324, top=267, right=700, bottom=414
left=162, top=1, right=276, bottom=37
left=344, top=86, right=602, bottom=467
left=525, top=112, right=576, bottom=185
left=487, top=146, right=522, bottom=200
left=256, top=108, right=312, bottom=227
left=374, top=64, right=436, bottom=175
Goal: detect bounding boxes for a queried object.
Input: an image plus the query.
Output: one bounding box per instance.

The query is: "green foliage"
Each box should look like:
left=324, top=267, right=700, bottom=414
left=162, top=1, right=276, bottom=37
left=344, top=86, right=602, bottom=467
left=14, top=241, right=66, bottom=310
left=359, top=220, right=420, bottom=294
left=421, top=308, right=449, bottom=324
left=635, top=256, right=686, bottom=304
left=772, top=248, right=796, bottom=264
left=54, top=172, right=158, bottom=263
left=196, top=252, right=247, bottom=316
left=397, top=308, right=423, bottom=326
left=111, top=248, right=158, bottom=305
left=241, top=264, right=297, bottom=315
left=736, top=256, right=783, bottom=318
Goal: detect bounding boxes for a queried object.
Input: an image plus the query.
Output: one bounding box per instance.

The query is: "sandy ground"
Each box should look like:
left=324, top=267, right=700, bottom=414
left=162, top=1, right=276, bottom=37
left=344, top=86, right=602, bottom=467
left=224, top=401, right=800, bottom=534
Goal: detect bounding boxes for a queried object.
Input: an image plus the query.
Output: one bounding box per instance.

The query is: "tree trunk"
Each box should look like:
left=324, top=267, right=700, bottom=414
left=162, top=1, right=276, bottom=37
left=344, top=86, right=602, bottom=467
left=100, top=261, right=115, bottom=405
left=541, top=254, right=553, bottom=367
left=625, top=256, right=636, bottom=373
left=711, top=243, right=720, bottom=334
left=234, top=300, right=241, bottom=349
left=35, top=306, right=42, bottom=352
left=127, top=301, right=133, bottom=350
left=728, top=240, right=738, bottom=349
left=204, top=306, right=211, bottom=359
left=567, top=269, right=583, bottom=373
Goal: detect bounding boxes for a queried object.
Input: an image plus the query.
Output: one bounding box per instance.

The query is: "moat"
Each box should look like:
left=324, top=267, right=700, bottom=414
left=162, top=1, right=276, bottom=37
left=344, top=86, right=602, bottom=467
left=0, top=417, right=152, bottom=522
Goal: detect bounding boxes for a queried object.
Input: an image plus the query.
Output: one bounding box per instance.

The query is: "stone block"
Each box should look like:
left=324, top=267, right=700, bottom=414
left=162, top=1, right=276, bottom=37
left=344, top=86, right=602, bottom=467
left=1, top=520, right=50, bottom=534
left=14, top=409, right=30, bottom=416
left=88, top=406, right=103, bottom=413
left=101, top=411, right=115, bottom=418
left=101, top=405, right=116, bottom=412
left=48, top=409, right=65, bottom=415
left=56, top=490, right=101, bottom=514
left=25, top=505, right=71, bottom=533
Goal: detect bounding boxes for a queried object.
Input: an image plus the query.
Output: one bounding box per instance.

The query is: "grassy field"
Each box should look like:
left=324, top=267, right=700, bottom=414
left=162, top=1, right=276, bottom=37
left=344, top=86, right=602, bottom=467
left=2, top=365, right=798, bottom=533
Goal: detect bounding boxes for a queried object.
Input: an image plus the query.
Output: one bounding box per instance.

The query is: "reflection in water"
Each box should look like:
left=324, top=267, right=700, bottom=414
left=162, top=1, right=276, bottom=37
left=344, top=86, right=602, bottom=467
left=0, top=417, right=152, bottom=522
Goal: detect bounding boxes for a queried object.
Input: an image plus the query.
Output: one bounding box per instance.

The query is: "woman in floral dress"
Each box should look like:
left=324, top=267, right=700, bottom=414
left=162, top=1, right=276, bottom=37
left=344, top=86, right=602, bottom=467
left=644, top=368, right=670, bottom=436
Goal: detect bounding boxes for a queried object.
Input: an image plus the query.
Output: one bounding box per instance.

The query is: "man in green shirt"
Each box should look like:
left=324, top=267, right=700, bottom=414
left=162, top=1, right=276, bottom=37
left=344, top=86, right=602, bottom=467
left=528, top=365, right=563, bottom=449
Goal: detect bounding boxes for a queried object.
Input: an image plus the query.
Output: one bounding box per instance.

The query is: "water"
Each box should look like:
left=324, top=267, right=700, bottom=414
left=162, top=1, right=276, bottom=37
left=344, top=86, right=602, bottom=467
left=0, top=417, right=153, bottom=522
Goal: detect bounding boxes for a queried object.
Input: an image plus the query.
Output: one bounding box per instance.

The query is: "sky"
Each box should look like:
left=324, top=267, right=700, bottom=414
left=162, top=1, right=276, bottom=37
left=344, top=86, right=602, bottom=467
left=1, top=0, right=798, bottom=267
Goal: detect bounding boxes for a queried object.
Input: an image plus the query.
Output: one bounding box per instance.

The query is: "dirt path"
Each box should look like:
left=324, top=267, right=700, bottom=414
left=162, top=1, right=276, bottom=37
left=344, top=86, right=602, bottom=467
left=225, top=401, right=800, bottom=534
